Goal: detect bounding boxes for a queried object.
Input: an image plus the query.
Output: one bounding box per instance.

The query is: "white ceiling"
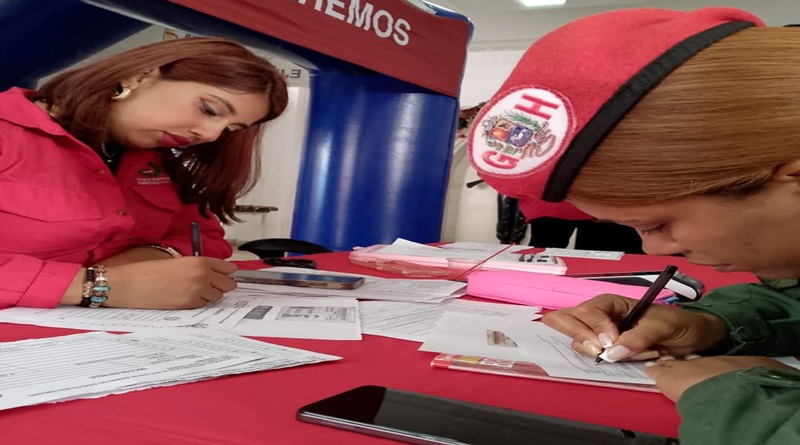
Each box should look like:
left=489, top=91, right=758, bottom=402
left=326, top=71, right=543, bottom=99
left=429, top=0, right=800, bottom=50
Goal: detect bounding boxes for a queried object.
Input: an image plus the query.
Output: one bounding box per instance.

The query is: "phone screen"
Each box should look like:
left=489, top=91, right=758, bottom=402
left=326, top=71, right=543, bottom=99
left=297, top=386, right=678, bottom=445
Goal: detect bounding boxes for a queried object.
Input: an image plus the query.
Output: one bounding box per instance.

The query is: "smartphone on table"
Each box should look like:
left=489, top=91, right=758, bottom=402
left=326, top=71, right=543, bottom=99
left=297, top=385, right=678, bottom=445
left=231, top=270, right=365, bottom=290
left=566, top=270, right=704, bottom=302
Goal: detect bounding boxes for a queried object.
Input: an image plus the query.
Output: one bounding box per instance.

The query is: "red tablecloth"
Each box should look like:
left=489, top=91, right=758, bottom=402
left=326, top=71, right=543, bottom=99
left=0, top=252, right=755, bottom=444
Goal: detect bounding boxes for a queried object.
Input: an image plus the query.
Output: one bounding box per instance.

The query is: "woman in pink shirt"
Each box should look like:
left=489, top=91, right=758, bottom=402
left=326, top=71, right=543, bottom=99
left=0, top=37, right=288, bottom=310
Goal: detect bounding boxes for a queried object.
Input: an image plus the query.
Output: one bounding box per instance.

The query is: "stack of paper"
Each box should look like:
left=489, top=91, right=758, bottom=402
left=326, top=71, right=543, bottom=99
left=540, top=247, right=624, bottom=260
left=420, top=313, right=662, bottom=387
left=0, top=329, right=339, bottom=411
left=420, top=313, right=800, bottom=389
left=0, top=289, right=363, bottom=341
left=351, top=238, right=568, bottom=274
left=359, top=299, right=541, bottom=342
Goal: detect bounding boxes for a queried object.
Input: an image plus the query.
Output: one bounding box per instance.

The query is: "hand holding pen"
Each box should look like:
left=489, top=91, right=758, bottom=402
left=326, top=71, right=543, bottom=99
left=594, top=265, right=678, bottom=364
left=543, top=266, right=730, bottom=363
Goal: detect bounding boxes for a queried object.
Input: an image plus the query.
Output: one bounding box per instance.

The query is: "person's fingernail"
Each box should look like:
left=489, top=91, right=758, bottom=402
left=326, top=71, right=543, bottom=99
left=645, top=361, right=658, bottom=367
left=582, top=340, right=602, bottom=355
left=598, top=333, right=615, bottom=348
left=600, top=345, right=632, bottom=362
left=657, top=355, right=676, bottom=362
left=626, top=350, right=660, bottom=361
left=684, top=354, right=702, bottom=360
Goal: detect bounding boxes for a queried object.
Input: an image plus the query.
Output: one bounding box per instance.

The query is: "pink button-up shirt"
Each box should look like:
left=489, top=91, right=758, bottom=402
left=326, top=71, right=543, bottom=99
left=0, top=88, right=232, bottom=308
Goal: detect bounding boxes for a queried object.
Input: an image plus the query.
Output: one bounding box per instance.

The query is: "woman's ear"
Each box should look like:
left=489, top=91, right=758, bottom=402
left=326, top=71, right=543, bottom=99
left=120, top=68, right=160, bottom=92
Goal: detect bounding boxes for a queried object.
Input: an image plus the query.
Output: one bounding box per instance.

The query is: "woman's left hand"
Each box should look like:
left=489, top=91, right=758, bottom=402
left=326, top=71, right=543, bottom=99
left=645, top=355, right=795, bottom=402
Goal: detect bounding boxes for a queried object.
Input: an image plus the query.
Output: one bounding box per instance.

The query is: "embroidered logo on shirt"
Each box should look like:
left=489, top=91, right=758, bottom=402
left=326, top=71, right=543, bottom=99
left=138, top=162, right=163, bottom=177
left=136, top=162, right=172, bottom=185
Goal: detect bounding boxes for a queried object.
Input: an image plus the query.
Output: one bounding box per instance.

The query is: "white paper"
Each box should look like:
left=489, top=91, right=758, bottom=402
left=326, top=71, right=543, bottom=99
left=360, top=299, right=541, bottom=342
left=423, top=313, right=800, bottom=386
left=92, top=329, right=341, bottom=395
left=420, top=313, right=656, bottom=384
left=0, top=330, right=339, bottom=411
left=369, top=239, right=565, bottom=274
left=0, top=297, right=257, bottom=331
left=227, top=288, right=362, bottom=340
left=540, top=247, right=624, bottom=260
left=420, top=312, right=537, bottom=361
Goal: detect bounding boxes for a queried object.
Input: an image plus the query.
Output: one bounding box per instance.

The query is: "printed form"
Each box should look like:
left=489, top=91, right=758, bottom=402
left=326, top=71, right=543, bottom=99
left=0, top=329, right=339, bottom=411
left=421, top=312, right=658, bottom=385
left=0, top=297, right=257, bottom=331
left=359, top=299, right=541, bottom=342
left=226, top=291, right=362, bottom=340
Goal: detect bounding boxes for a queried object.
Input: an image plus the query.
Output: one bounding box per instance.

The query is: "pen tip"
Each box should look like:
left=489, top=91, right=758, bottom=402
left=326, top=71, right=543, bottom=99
left=594, top=356, right=603, bottom=365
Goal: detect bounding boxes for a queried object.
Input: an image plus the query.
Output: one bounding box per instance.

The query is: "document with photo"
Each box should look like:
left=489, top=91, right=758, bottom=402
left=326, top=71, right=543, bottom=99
left=230, top=295, right=361, bottom=340
left=360, top=299, right=541, bottom=342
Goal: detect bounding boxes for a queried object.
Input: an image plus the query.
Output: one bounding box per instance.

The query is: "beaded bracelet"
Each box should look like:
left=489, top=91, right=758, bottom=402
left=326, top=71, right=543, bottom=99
left=79, top=267, right=96, bottom=307
left=79, top=265, right=110, bottom=308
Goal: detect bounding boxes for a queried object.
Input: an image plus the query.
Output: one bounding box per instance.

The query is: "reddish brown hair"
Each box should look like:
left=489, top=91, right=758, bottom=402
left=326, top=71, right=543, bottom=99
left=37, top=37, right=289, bottom=223
left=569, top=27, right=800, bottom=205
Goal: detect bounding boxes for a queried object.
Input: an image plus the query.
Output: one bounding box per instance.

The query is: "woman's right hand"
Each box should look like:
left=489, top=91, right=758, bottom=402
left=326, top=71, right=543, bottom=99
left=100, top=257, right=238, bottom=309
left=541, top=294, right=730, bottom=362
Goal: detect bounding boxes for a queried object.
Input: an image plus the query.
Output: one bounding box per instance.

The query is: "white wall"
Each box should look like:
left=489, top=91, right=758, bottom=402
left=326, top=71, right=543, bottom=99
left=440, top=50, right=527, bottom=244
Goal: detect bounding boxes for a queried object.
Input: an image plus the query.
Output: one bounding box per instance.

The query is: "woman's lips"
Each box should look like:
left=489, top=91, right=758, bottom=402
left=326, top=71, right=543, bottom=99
left=161, top=132, right=190, bottom=148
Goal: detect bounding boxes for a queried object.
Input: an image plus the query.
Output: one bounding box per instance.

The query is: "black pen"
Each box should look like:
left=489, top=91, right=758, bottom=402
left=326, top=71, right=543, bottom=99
left=594, top=264, right=678, bottom=364
left=190, top=221, right=203, bottom=256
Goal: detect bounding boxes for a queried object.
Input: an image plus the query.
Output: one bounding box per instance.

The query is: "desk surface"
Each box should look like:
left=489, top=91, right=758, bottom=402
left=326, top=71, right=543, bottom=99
left=0, top=251, right=754, bottom=445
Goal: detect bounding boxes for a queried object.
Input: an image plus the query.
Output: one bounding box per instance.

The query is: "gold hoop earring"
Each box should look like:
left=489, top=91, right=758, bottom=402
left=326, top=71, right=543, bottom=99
left=111, top=86, right=132, bottom=101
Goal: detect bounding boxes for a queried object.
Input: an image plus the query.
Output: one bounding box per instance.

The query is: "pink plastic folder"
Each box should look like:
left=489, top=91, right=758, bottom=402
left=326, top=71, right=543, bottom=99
left=466, top=270, right=674, bottom=309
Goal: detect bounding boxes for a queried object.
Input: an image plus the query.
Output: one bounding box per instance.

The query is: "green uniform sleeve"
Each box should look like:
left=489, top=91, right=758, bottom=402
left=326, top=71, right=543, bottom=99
left=677, top=367, right=800, bottom=445
left=680, top=281, right=800, bottom=356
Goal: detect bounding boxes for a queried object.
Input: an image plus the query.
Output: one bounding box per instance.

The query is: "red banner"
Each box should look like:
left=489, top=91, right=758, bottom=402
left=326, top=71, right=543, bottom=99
left=167, top=0, right=470, bottom=97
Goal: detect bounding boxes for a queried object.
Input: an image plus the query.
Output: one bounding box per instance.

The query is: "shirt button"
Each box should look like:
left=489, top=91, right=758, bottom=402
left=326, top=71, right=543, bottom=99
left=117, top=209, right=129, bottom=216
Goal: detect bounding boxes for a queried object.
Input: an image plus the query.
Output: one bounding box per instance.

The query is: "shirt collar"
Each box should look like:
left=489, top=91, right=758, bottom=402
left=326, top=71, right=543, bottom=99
left=0, top=87, right=72, bottom=137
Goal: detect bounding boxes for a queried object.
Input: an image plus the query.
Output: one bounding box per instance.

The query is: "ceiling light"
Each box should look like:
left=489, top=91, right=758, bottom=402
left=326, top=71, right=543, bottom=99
left=519, top=0, right=567, bottom=7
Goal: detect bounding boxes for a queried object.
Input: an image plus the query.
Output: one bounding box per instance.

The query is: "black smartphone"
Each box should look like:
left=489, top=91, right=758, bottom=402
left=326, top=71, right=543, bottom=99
left=566, top=270, right=704, bottom=302
left=297, top=385, right=678, bottom=445
left=231, top=270, right=365, bottom=290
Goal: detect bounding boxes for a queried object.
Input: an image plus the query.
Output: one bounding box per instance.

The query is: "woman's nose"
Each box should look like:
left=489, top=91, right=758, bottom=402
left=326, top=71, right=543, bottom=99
left=641, top=235, right=683, bottom=256
left=190, top=123, right=226, bottom=143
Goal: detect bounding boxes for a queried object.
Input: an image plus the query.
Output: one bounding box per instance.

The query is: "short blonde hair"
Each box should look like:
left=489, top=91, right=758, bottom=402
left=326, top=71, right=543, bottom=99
left=569, top=27, right=800, bottom=205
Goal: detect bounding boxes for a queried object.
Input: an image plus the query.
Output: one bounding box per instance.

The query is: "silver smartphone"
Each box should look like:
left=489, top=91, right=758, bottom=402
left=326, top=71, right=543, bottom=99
left=297, top=385, right=678, bottom=445
left=231, top=270, right=365, bottom=290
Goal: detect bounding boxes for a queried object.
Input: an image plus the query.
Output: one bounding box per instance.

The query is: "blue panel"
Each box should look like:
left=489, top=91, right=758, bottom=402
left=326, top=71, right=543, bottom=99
left=291, top=73, right=459, bottom=251
left=0, top=0, right=146, bottom=89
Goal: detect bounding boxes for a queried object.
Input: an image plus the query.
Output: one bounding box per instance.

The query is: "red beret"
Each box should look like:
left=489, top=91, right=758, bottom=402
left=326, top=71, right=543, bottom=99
left=468, top=7, right=764, bottom=220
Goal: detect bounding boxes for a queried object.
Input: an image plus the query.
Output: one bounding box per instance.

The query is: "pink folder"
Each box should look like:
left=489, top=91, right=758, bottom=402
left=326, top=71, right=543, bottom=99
left=466, top=270, right=674, bottom=309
